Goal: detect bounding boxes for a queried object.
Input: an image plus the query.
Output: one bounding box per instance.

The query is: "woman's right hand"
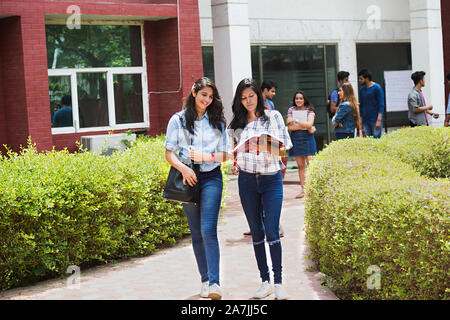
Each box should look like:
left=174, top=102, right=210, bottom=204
left=181, top=165, right=197, bottom=187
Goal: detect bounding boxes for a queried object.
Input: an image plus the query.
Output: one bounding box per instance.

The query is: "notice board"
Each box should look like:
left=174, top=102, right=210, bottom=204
left=384, top=70, right=413, bottom=112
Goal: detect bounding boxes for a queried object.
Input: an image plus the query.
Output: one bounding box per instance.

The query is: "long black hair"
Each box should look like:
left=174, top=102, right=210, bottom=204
left=183, top=77, right=225, bottom=134
left=228, top=78, right=268, bottom=131
left=292, top=90, right=315, bottom=113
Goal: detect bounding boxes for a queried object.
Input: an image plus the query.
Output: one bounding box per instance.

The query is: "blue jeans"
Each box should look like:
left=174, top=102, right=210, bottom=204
left=182, top=167, right=223, bottom=286
left=335, top=132, right=354, bottom=140
left=363, top=121, right=383, bottom=139
left=238, top=170, right=283, bottom=284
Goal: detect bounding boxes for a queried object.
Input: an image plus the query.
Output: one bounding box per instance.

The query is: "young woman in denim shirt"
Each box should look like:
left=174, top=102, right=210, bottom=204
left=332, top=82, right=362, bottom=140
left=164, top=77, right=229, bottom=300
left=229, top=78, right=292, bottom=300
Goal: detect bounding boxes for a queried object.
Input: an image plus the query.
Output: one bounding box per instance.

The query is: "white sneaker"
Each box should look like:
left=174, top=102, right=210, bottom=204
left=253, top=281, right=273, bottom=299
left=200, top=281, right=209, bottom=298
left=274, top=284, right=289, bottom=300
left=208, top=284, right=222, bottom=300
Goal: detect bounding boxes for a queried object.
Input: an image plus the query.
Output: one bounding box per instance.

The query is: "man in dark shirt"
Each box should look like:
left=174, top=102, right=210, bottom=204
left=358, top=69, right=385, bottom=138
left=52, top=95, right=73, bottom=127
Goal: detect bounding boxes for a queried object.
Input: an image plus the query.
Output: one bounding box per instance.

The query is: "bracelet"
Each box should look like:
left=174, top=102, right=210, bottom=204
left=210, top=153, right=215, bottom=162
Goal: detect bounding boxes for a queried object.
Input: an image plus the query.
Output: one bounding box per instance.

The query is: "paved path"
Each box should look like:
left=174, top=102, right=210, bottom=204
left=0, top=170, right=337, bottom=300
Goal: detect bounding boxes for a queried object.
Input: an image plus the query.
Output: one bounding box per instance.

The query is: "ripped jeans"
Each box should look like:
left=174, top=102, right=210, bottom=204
left=238, top=170, right=283, bottom=284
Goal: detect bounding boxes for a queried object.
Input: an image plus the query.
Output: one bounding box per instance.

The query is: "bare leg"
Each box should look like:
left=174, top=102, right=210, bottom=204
left=295, top=156, right=306, bottom=198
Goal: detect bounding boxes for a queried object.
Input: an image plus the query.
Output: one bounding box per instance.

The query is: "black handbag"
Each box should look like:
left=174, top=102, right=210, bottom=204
left=163, top=162, right=200, bottom=204
left=163, top=114, right=200, bottom=205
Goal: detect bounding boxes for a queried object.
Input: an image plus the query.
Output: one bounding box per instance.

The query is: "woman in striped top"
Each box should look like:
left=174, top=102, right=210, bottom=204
left=229, top=78, right=292, bottom=300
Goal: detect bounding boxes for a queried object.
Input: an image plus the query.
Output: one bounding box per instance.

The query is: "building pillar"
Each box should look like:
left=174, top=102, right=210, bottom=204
left=211, top=0, right=252, bottom=122
left=338, top=39, right=359, bottom=99
left=409, top=0, right=445, bottom=126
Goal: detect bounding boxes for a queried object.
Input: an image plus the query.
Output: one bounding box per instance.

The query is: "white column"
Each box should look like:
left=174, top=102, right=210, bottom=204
left=409, top=0, right=445, bottom=126
left=211, top=0, right=252, bottom=122
left=338, top=39, right=359, bottom=99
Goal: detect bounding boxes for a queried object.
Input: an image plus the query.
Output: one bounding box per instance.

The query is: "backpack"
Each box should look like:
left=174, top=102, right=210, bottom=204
left=327, top=87, right=339, bottom=119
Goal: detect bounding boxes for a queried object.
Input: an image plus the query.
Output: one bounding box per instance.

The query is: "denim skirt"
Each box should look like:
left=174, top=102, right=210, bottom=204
left=289, top=130, right=317, bottom=157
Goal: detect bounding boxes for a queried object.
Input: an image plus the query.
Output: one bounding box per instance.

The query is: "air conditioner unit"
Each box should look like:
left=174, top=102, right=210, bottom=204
left=80, top=133, right=136, bottom=155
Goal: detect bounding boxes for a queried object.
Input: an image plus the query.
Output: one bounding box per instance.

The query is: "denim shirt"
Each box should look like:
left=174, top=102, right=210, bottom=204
left=164, top=110, right=229, bottom=172
left=332, top=102, right=355, bottom=134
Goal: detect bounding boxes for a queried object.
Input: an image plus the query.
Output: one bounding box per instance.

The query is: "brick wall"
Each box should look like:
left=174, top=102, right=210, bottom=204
left=442, top=0, right=450, bottom=107
left=21, top=11, right=54, bottom=152
left=145, top=0, right=204, bottom=136
left=145, top=19, right=183, bottom=136
left=0, top=0, right=203, bottom=152
left=0, top=37, right=5, bottom=148
left=0, top=17, right=29, bottom=152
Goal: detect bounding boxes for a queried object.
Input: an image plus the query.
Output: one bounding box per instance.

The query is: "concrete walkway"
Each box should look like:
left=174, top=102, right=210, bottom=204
left=0, top=170, right=337, bottom=300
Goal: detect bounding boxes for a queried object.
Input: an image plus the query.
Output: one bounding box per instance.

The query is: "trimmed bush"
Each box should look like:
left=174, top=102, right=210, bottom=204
left=0, top=136, right=229, bottom=291
left=305, top=127, right=449, bottom=300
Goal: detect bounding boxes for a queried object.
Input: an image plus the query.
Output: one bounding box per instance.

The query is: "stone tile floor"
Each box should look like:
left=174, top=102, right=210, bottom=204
left=0, top=170, right=337, bottom=300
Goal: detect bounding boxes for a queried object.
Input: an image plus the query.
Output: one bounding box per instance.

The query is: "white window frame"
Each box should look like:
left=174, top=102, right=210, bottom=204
left=47, top=23, right=149, bottom=135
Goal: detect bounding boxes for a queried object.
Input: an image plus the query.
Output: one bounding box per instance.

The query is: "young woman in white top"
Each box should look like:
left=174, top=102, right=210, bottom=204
left=229, top=78, right=292, bottom=300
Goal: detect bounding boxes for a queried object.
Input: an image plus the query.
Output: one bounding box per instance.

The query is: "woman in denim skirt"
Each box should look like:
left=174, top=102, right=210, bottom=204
left=286, top=91, right=317, bottom=199
left=229, top=78, right=293, bottom=300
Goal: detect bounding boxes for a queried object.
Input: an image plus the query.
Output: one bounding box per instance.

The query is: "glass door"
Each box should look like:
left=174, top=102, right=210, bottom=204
left=256, top=45, right=337, bottom=151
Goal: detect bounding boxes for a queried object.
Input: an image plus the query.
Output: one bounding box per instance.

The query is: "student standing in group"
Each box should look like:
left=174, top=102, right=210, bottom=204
left=286, top=91, right=317, bottom=199
left=328, top=71, right=350, bottom=117
left=444, top=72, right=450, bottom=127
left=408, top=71, right=437, bottom=127
left=164, top=77, right=229, bottom=300
left=358, top=69, right=385, bottom=138
left=229, top=78, right=292, bottom=300
left=261, top=80, right=277, bottom=110
left=332, top=82, right=362, bottom=140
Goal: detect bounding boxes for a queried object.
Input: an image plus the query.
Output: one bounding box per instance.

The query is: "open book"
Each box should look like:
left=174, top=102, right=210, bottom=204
left=233, top=131, right=285, bottom=155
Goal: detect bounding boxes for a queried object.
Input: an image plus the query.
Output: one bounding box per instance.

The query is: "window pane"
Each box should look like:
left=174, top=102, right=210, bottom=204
left=113, top=74, right=144, bottom=124
left=202, top=46, right=215, bottom=81
left=356, top=43, right=412, bottom=128
left=46, top=25, right=142, bottom=69
left=49, top=76, right=73, bottom=128
left=261, top=45, right=329, bottom=150
left=251, top=46, right=261, bottom=85
left=77, top=72, right=109, bottom=128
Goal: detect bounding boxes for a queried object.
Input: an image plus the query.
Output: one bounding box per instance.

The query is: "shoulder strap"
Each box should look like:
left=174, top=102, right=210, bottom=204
left=176, top=113, right=193, bottom=147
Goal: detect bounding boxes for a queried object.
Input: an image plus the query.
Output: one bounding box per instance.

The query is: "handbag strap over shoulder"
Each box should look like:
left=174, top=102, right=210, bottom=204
left=177, top=113, right=198, bottom=171
left=177, top=113, right=194, bottom=147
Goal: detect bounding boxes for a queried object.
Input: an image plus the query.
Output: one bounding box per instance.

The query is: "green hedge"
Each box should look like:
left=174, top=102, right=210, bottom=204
left=305, top=127, right=449, bottom=300
left=0, top=136, right=230, bottom=291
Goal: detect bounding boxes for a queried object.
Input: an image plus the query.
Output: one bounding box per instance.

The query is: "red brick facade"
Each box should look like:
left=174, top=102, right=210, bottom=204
left=0, top=0, right=203, bottom=152
left=442, top=0, right=450, bottom=108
